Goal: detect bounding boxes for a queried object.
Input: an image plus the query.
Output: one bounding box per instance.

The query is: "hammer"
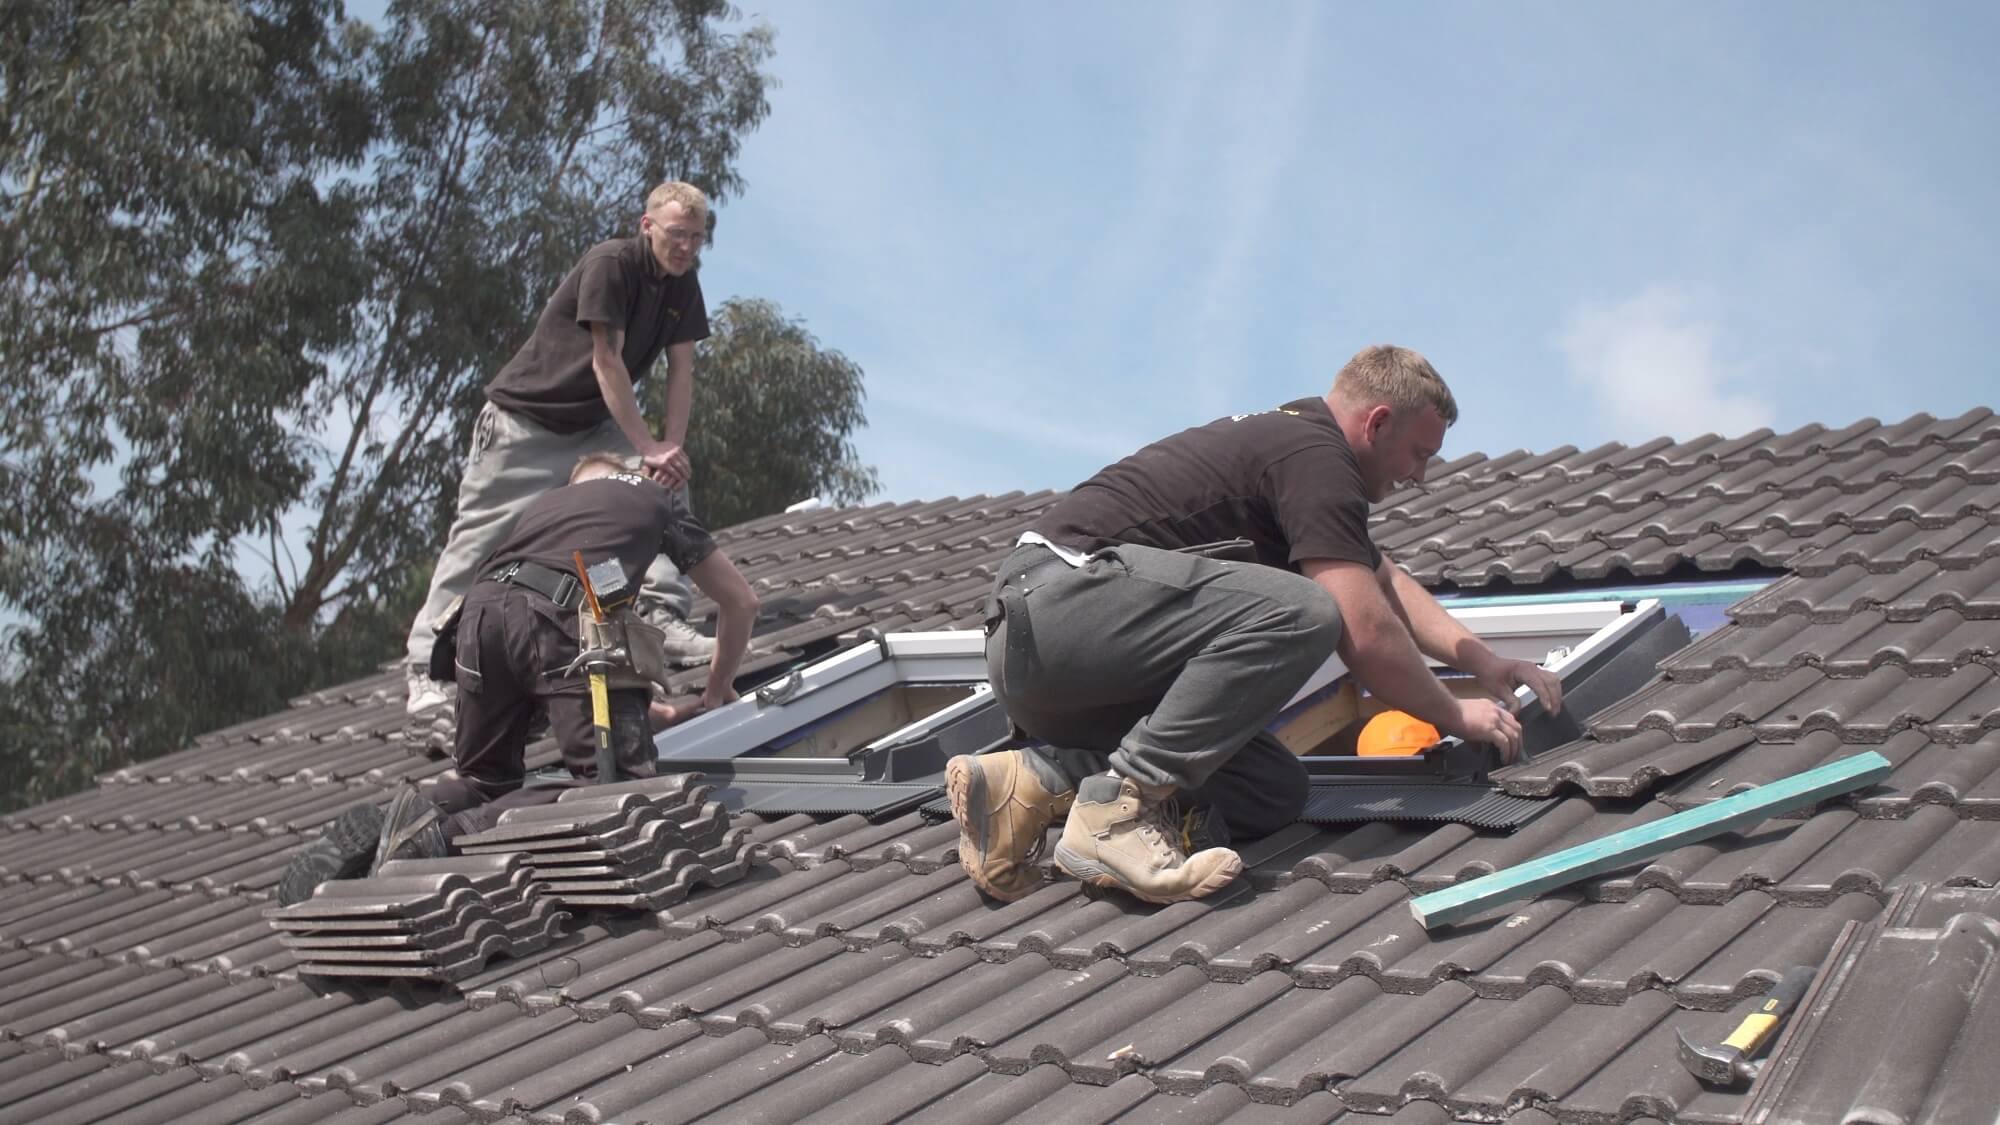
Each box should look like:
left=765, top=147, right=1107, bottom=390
left=1675, top=965, right=1817, bottom=1087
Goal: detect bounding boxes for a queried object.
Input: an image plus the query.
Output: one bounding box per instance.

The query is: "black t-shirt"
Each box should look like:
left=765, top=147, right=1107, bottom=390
left=486, top=236, right=711, bottom=432
left=1032, top=396, right=1383, bottom=571
left=481, top=474, right=717, bottom=597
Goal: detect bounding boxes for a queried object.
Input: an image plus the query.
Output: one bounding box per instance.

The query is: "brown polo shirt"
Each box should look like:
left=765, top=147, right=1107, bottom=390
left=486, top=235, right=710, bottom=433
left=1032, top=396, right=1383, bottom=572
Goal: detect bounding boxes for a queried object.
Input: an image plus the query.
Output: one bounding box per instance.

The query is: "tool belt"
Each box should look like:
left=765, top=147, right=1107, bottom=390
left=997, top=546, right=1072, bottom=594
left=570, top=605, right=674, bottom=692
left=484, top=560, right=583, bottom=610
left=993, top=537, right=1258, bottom=600
left=984, top=534, right=1262, bottom=667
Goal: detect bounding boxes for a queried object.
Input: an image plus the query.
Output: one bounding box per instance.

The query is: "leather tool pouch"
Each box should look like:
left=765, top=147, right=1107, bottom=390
left=1175, top=538, right=1258, bottom=564
left=577, top=607, right=672, bottom=691
left=425, top=595, right=466, bottom=683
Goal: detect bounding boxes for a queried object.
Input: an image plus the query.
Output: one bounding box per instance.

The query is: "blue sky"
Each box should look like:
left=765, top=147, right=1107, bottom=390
left=691, top=2, right=1997, bottom=504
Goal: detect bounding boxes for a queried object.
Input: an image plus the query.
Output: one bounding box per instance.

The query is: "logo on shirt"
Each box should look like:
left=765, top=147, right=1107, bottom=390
left=607, top=471, right=648, bottom=487
left=1229, top=408, right=1303, bottom=422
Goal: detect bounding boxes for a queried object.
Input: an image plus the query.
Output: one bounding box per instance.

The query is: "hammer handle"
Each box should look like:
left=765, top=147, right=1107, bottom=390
left=1723, top=965, right=1817, bottom=1053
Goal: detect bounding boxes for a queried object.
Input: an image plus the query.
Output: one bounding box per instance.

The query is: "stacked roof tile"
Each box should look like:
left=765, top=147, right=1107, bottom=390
left=2, top=409, right=1998, bottom=1121
left=454, top=775, right=754, bottom=910
left=265, top=852, right=569, bottom=982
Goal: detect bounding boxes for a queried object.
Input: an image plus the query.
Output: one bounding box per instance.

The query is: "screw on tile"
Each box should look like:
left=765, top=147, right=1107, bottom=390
left=537, top=955, right=581, bottom=996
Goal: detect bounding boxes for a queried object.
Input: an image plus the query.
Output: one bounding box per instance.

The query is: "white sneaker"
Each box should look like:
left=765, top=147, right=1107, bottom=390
left=405, top=663, right=449, bottom=716
left=656, top=615, right=717, bottom=667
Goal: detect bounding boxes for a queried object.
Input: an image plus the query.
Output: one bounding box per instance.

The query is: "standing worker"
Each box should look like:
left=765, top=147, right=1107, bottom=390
left=404, top=181, right=723, bottom=727
left=949, top=345, right=1564, bottom=905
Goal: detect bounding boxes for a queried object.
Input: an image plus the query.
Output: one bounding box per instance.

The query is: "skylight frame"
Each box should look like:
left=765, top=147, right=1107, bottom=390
left=655, top=598, right=1649, bottom=765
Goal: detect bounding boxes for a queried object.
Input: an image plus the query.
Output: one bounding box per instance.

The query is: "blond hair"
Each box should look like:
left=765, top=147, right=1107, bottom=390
left=570, top=452, right=636, bottom=482
left=1329, top=344, right=1459, bottom=426
left=645, top=181, right=710, bottom=224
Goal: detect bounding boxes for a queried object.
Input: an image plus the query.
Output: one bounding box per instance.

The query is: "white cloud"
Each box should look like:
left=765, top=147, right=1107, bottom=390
left=1553, top=284, right=1778, bottom=442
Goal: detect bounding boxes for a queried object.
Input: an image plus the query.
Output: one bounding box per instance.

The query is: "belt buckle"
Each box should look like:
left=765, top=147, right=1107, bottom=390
left=552, top=573, right=579, bottom=609
left=496, top=561, right=521, bottom=584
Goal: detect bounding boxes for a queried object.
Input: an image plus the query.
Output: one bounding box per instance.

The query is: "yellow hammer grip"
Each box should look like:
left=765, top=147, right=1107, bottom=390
left=1723, top=1010, right=1780, bottom=1053
left=589, top=674, right=611, bottom=728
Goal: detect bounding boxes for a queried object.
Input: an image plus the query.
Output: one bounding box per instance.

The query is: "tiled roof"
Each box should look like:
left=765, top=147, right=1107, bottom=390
left=3, top=409, right=1999, bottom=1122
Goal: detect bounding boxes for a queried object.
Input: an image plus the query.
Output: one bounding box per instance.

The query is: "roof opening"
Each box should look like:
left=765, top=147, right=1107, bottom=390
left=1274, top=596, right=1695, bottom=773
left=753, top=682, right=985, bottom=761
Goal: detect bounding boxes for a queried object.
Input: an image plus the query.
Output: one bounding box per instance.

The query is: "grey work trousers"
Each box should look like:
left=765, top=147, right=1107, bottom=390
left=984, top=542, right=1341, bottom=839
left=405, top=402, right=692, bottom=670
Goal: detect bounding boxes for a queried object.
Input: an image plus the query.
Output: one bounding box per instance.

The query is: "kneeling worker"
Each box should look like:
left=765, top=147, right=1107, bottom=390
left=277, top=453, right=756, bottom=904
left=949, top=345, right=1563, bottom=905
left=429, top=451, right=758, bottom=816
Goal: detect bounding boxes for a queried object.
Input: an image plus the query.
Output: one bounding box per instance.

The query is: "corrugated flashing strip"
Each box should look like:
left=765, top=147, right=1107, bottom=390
left=1298, top=782, right=1555, bottom=831
left=721, top=780, right=941, bottom=822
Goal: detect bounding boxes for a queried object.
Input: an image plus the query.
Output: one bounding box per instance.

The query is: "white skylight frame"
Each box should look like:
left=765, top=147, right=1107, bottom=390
left=1280, top=598, right=1643, bottom=709
left=655, top=631, right=990, bottom=762
left=655, top=599, right=1652, bottom=764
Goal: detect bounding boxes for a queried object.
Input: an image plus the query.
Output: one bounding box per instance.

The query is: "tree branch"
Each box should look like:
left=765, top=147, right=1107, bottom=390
left=287, top=35, right=497, bottom=627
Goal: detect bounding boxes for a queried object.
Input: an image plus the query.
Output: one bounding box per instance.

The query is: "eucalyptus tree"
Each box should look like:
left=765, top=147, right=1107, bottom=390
left=0, top=0, right=787, bottom=806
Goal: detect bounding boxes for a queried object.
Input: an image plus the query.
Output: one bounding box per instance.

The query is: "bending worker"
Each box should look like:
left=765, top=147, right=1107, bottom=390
left=429, top=451, right=758, bottom=817
left=948, top=345, right=1563, bottom=905
left=277, top=452, right=757, bottom=905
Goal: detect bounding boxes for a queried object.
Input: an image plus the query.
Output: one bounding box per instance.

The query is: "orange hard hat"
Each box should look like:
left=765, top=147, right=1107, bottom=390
left=1356, top=710, right=1441, bottom=757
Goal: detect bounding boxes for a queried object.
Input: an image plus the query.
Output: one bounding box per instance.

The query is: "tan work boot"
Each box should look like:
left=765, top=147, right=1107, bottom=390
left=1053, top=774, right=1243, bottom=904
left=946, top=749, right=1074, bottom=900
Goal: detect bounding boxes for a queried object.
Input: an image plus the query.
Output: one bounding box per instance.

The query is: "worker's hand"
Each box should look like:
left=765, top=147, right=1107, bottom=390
left=641, top=441, right=692, bottom=487
left=1474, top=657, right=1563, bottom=715
left=648, top=698, right=703, bottom=730
left=1449, top=697, right=1525, bottom=763
left=700, top=684, right=740, bottom=713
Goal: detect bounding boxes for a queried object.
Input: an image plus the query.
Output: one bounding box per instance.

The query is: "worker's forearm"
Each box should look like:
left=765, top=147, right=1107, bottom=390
left=688, top=552, right=757, bottom=699
left=591, top=355, right=659, bottom=454
left=1389, top=565, right=1501, bottom=675
left=706, top=601, right=753, bottom=698
left=659, top=352, right=693, bottom=447
left=1339, top=608, right=1467, bottom=734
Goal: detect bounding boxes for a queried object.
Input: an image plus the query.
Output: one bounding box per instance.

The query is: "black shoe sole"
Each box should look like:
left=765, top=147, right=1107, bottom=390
left=275, top=801, right=384, bottom=906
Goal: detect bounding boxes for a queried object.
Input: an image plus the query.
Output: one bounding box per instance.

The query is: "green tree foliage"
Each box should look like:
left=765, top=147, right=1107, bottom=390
left=683, top=298, right=880, bottom=528
left=0, top=0, right=857, bottom=811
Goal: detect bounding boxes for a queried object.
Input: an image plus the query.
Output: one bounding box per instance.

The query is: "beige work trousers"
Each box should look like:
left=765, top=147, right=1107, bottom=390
left=404, top=402, right=691, bottom=671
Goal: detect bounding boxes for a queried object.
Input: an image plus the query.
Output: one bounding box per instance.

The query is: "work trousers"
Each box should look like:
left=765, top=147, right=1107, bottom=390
left=405, top=402, right=693, bottom=671
left=437, top=582, right=657, bottom=818
left=984, top=542, right=1342, bottom=839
